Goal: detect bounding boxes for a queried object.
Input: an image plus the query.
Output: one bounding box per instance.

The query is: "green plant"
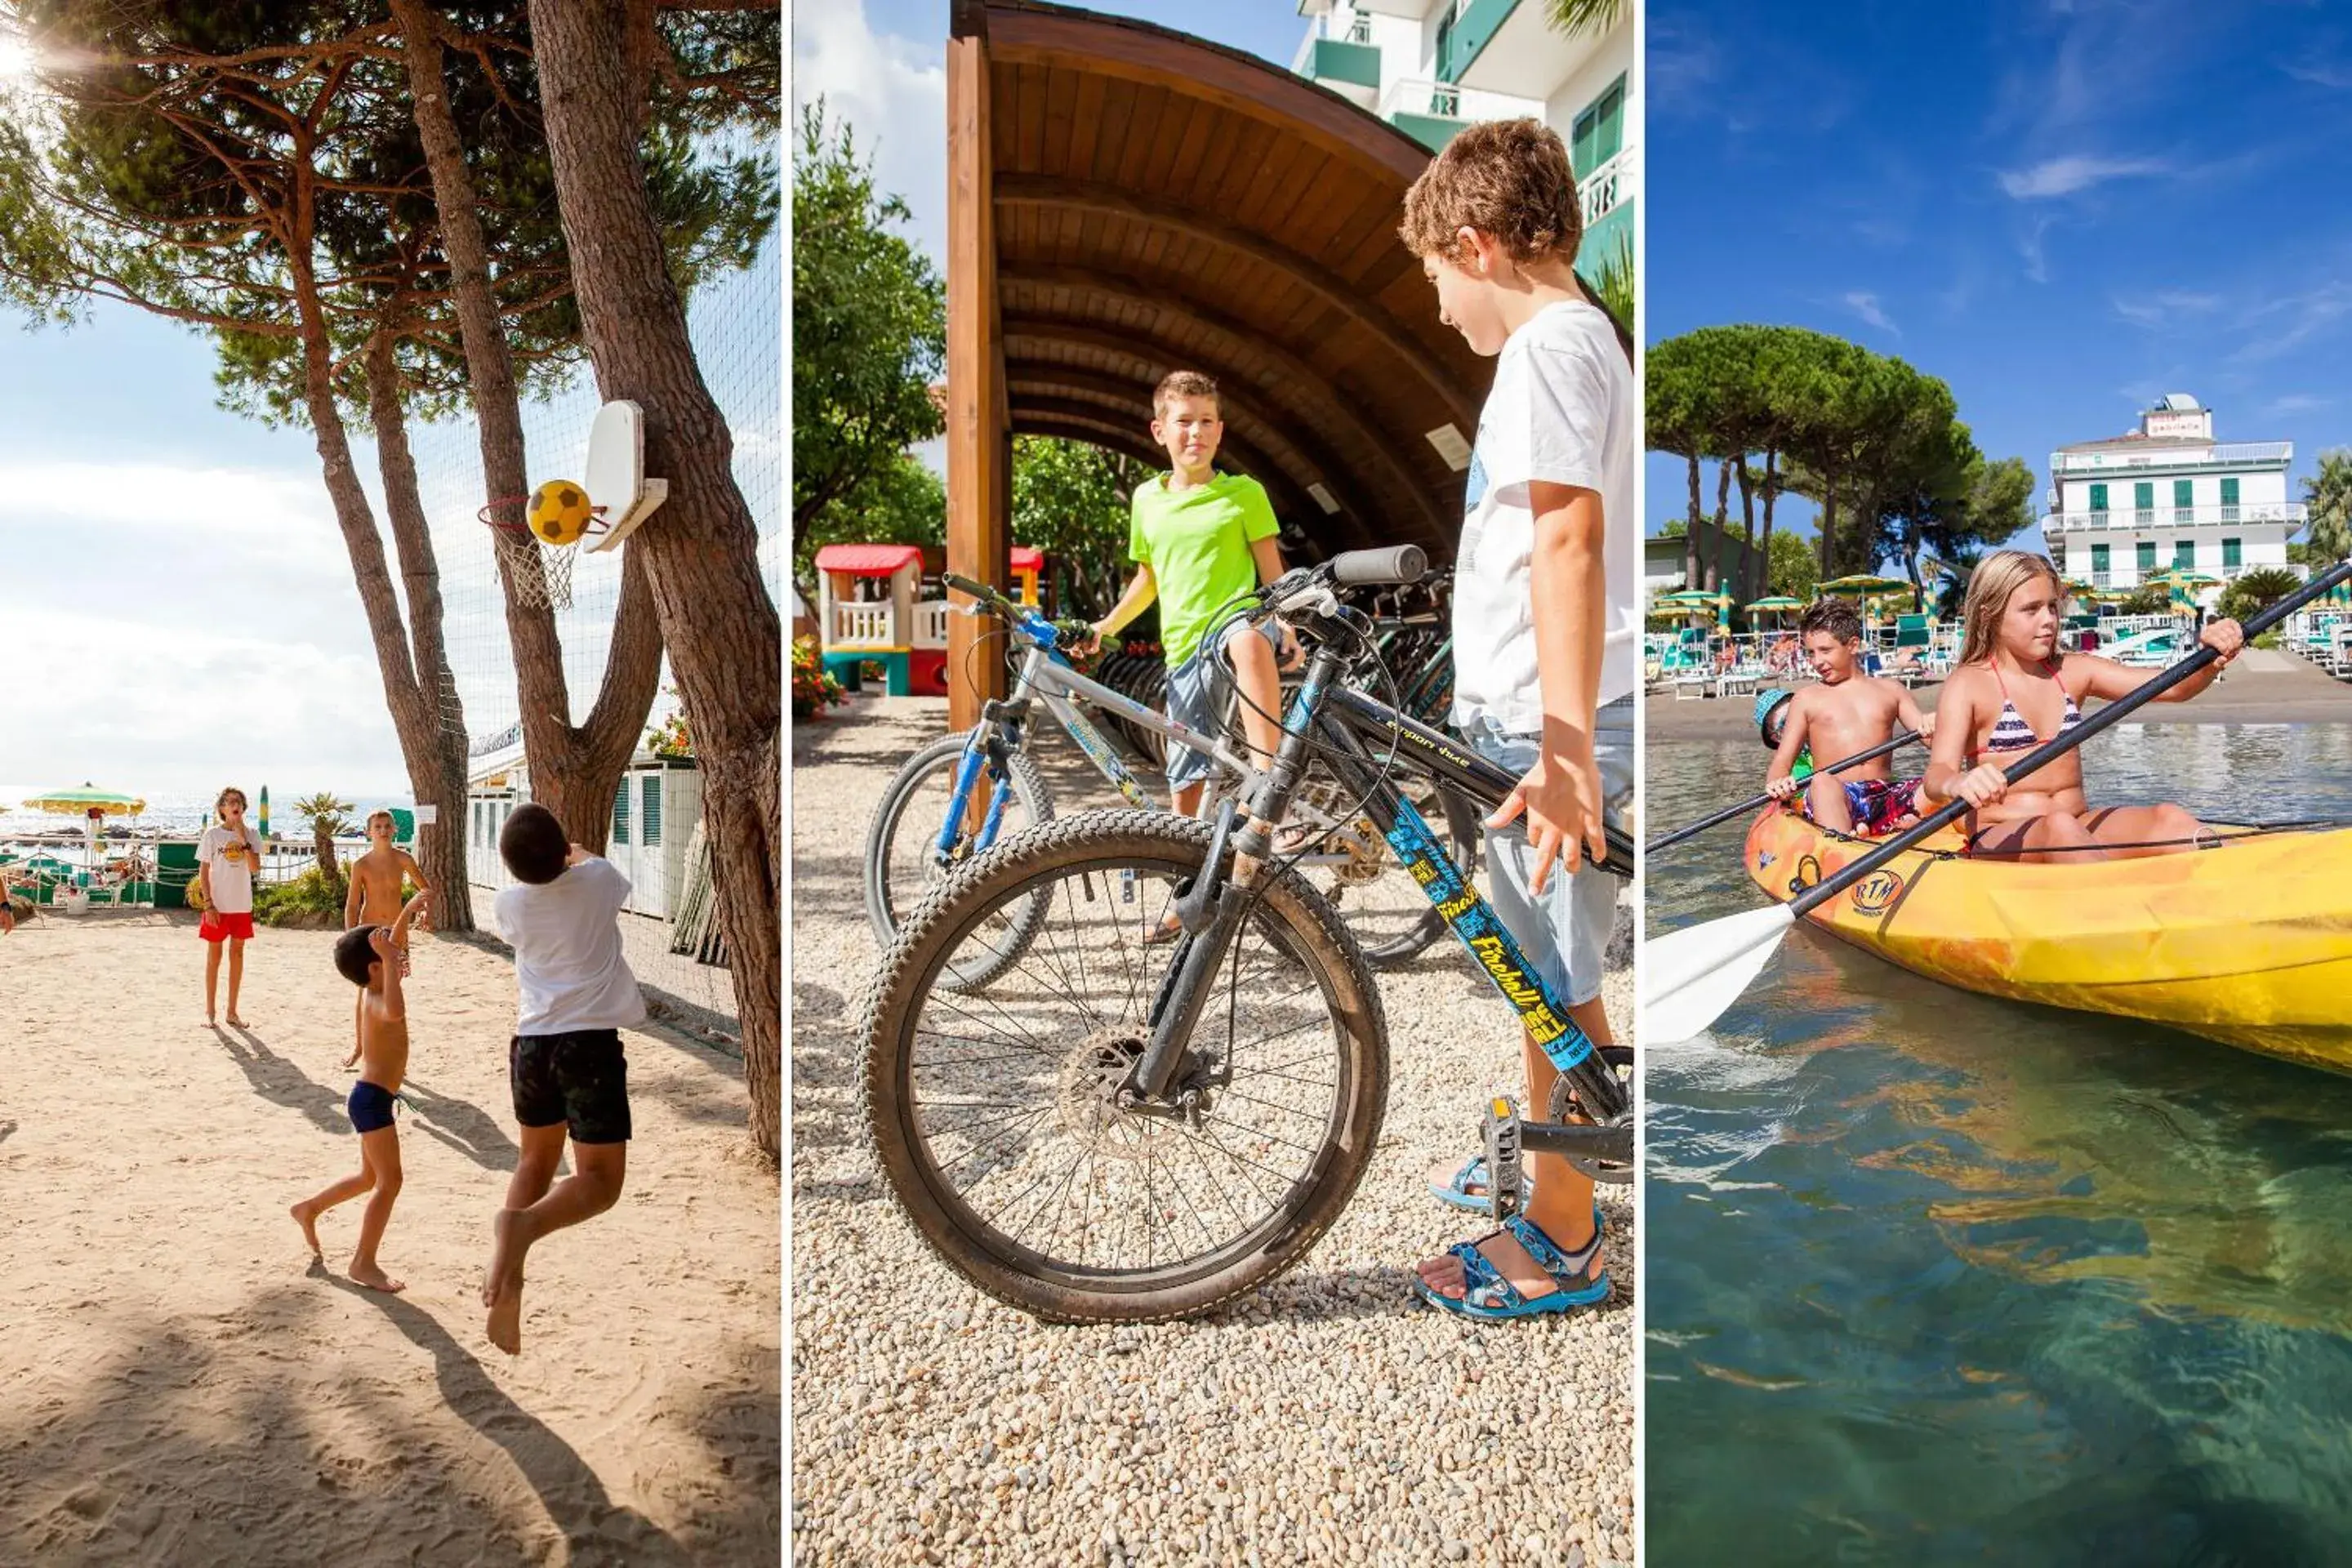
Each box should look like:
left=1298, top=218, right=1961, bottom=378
left=2217, top=567, right=2303, bottom=623
left=255, top=865, right=348, bottom=928
left=646, top=685, right=694, bottom=759
left=2117, top=586, right=2173, bottom=617
left=292, top=791, right=356, bottom=877
left=793, top=635, right=846, bottom=720
left=1585, top=228, right=1634, bottom=340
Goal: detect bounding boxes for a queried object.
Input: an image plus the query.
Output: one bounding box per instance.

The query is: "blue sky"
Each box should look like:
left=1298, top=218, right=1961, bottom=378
left=1646, top=0, right=2352, bottom=554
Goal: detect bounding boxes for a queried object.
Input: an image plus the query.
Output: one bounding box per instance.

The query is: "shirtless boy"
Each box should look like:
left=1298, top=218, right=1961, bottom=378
left=344, top=811, right=433, bottom=1058
left=1765, top=598, right=1935, bottom=835
left=294, top=887, right=431, bottom=1293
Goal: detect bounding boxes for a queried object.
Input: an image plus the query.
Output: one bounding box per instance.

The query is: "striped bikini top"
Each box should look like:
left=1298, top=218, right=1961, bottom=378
left=1975, top=658, right=2082, bottom=758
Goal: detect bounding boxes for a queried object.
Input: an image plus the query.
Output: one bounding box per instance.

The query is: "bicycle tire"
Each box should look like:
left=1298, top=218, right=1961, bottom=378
left=862, top=731, right=1056, bottom=990
left=858, top=809, right=1388, bottom=1323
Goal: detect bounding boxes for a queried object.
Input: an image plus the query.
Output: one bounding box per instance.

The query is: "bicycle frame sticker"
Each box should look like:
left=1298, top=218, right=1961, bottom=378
left=1383, top=795, right=1594, bottom=1075
left=1055, top=703, right=1155, bottom=808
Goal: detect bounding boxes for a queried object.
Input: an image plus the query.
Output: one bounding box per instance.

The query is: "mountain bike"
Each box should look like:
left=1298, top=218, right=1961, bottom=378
left=858, top=546, right=1635, bottom=1322
left=861, top=573, right=1481, bottom=987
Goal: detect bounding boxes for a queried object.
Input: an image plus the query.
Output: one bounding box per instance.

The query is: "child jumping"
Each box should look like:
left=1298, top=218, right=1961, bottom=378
left=293, top=887, right=431, bottom=1293
left=482, top=803, right=645, bottom=1355
left=1763, top=598, right=1936, bottom=835
left=1923, top=549, right=2243, bottom=861
left=345, top=810, right=434, bottom=1059
left=197, top=786, right=266, bottom=1026
left=1079, top=371, right=1301, bottom=918
left=1399, top=118, right=1636, bottom=1320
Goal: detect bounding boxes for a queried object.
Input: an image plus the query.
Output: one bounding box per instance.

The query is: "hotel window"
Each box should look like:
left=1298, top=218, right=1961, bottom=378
left=2091, top=543, right=2110, bottom=582
left=1571, top=76, right=1626, bottom=180
left=612, top=780, right=631, bottom=845
left=641, top=775, right=663, bottom=847
left=2134, top=481, right=2154, bottom=524
left=2223, top=537, right=2243, bottom=570
left=2173, top=540, right=2195, bottom=570
left=2174, top=479, right=2194, bottom=523
left=2136, top=541, right=2157, bottom=575
left=2088, top=482, right=2108, bottom=513
left=2221, top=477, right=2239, bottom=521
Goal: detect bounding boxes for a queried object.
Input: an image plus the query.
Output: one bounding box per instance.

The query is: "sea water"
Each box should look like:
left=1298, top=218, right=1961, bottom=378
left=1647, top=724, right=2352, bottom=1563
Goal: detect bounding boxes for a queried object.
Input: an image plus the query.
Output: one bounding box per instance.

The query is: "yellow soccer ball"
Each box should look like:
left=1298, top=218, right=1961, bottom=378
left=527, top=479, right=595, bottom=546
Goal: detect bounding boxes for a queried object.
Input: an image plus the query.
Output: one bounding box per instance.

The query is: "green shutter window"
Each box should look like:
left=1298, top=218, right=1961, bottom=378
left=2174, top=540, right=2194, bottom=569
left=2089, top=483, right=2108, bottom=512
left=612, top=780, right=630, bottom=844
left=2134, top=481, right=2154, bottom=510
left=2174, top=479, right=2194, bottom=506
left=2221, top=477, right=2240, bottom=511
left=1570, top=77, right=1627, bottom=176
left=2091, top=543, right=2110, bottom=579
left=641, top=775, right=663, bottom=847
left=2223, top=537, right=2243, bottom=569
left=2136, top=541, right=2157, bottom=573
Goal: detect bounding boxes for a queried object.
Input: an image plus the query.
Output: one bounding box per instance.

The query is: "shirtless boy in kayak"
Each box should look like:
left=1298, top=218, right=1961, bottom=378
left=1764, top=597, right=1935, bottom=835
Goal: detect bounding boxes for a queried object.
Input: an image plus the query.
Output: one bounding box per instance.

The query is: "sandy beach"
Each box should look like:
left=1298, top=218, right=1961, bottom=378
left=0, top=913, right=778, bottom=1566
left=1646, top=648, right=2352, bottom=742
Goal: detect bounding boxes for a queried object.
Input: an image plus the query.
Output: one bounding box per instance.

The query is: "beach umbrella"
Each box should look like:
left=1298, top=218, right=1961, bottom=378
left=1818, top=573, right=1913, bottom=599
left=1744, top=595, right=1805, bottom=614
left=22, top=784, right=145, bottom=872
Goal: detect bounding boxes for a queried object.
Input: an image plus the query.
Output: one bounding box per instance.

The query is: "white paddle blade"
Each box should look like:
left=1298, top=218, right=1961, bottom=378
left=1641, top=903, right=1798, bottom=1041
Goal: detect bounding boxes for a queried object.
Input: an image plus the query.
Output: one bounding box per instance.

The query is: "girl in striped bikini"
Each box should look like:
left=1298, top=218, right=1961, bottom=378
left=1922, top=550, right=2245, bottom=862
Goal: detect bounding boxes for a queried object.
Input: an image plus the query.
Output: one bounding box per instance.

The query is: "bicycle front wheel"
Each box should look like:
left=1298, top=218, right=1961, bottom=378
left=862, top=731, right=1054, bottom=989
left=859, top=810, right=1389, bottom=1323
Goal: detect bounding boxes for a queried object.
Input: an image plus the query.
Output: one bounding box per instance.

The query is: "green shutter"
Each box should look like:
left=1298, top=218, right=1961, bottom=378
left=2089, top=483, right=2108, bottom=511
left=612, top=781, right=630, bottom=844
left=2136, top=541, right=2157, bottom=573
left=2174, top=540, right=2194, bottom=568
left=2091, top=544, right=2110, bottom=577
left=2174, top=479, right=2194, bottom=506
left=2223, top=537, right=2243, bottom=569
left=2135, top=481, right=2154, bottom=510
left=2221, top=477, right=2240, bottom=506
left=1593, top=78, right=1624, bottom=165
left=641, top=775, right=663, bottom=847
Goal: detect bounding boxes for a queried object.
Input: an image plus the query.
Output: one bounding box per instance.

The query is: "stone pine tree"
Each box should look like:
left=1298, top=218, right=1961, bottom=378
left=527, top=0, right=782, bottom=1160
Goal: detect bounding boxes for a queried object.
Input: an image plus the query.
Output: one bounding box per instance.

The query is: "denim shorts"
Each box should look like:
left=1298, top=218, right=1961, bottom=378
left=1161, top=621, right=1281, bottom=792
left=1464, top=697, right=1634, bottom=1009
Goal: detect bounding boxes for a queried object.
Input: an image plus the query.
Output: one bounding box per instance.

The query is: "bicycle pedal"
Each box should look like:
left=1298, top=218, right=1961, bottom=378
left=1483, top=1095, right=1524, bottom=1223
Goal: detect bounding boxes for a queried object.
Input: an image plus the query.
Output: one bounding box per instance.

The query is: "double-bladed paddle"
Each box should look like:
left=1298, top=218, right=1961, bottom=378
left=1643, top=558, right=2352, bottom=1041
left=1646, top=731, right=1922, bottom=857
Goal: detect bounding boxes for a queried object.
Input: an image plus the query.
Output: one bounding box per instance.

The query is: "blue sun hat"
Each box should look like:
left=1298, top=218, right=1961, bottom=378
left=1753, top=687, right=1794, bottom=746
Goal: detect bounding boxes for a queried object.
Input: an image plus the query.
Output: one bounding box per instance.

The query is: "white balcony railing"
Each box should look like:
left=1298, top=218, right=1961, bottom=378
left=829, top=601, right=897, bottom=648
left=2049, top=441, right=2292, bottom=474
left=2039, top=501, right=2306, bottom=534
left=1377, top=76, right=1463, bottom=120
left=1579, top=145, right=1635, bottom=227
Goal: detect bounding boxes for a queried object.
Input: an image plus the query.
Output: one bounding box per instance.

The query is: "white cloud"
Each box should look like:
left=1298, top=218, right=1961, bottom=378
left=1998, top=154, right=2167, bottom=199
left=2281, top=58, right=2352, bottom=89
left=2261, top=393, right=2332, bottom=419
left=1842, top=291, right=1899, bottom=335
left=2234, top=283, right=2352, bottom=363
left=2111, top=289, right=2222, bottom=326
left=2020, top=216, right=2056, bottom=283
left=793, top=0, right=951, bottom=266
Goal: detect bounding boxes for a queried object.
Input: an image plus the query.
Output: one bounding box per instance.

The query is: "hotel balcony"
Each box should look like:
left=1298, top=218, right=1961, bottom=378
left=2039, top=501, right=2306, bottom=535
left=1440, top=0, right=1616, bottom=100
left=2047, top=441, right=2292, bottom=476
left=1374, top=75, right=1544, bottom=149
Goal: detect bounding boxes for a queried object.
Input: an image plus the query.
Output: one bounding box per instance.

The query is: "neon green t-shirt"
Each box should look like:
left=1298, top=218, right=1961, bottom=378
left=1128, top=470, right=1278, bottom=666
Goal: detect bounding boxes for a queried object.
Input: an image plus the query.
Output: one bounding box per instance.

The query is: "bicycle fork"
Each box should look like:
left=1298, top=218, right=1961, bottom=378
left=933, top=715, right=1019, bottom=867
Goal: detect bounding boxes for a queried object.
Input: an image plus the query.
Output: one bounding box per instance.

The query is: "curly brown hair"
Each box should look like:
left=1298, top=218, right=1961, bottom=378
left=1398, top=118, right=1583, bottom=268
left=1800, top=598, right=1865, bottom=645
left=1152, top=370, right=1220, bottom=421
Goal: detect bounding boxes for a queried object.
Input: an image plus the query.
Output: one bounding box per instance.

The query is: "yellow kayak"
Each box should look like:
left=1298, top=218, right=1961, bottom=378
left=1742, top=805, right=2352, bottom=1073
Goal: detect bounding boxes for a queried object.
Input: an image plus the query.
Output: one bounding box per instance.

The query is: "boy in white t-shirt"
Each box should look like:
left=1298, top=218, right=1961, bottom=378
left=480, top=801, right=647, bottom=1354
left=1397, top=118, right=1636, bottom=1321
left=196, top=786, right=268, bottom=1027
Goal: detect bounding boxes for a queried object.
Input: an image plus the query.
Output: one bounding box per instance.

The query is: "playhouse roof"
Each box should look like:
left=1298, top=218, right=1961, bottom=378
left=815, top=543, right=924, bottom=575
left=1009, top=545, right=1043, bottom=572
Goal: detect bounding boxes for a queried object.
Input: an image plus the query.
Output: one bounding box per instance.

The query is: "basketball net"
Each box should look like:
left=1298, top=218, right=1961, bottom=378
left=479, top=498, right=575, bottom=611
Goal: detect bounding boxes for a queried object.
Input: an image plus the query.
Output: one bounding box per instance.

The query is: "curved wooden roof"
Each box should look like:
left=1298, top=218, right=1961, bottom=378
left=952, top=0, right=1493, bottom=562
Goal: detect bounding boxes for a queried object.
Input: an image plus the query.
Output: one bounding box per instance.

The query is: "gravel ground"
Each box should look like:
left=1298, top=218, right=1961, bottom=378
left=791, top=696, right=1634, bottom=1568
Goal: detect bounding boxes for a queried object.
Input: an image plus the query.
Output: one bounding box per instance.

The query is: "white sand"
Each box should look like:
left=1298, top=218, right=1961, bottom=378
left=0, top=911, right=779, bottom=1565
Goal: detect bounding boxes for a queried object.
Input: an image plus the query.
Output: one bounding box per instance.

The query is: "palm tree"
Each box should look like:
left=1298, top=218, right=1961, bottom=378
left=2301, top=448, right=2352, bottom=564
left=292, top=791, right=356, bottom=879
left=1548, top=0, right=1626, bottom=37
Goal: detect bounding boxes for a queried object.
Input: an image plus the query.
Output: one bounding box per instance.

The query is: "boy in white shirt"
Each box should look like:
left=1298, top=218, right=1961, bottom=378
left=196, top=786, right=267, bottom=1026
left=1399, top=118, right=1637, bottom=1321
left=480, top=802, right=647, bottom=1354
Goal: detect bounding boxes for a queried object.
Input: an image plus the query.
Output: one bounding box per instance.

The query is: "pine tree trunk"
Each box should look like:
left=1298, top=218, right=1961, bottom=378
left=529, top=0, right=782, bottom=1162
left=366, top=332, right=476, bottom=932
left=1684, top=455, right=1703, bottom=586
left=1735, top=457, right=1757, bottom=601
left=390, top=0, right=666, bottom=872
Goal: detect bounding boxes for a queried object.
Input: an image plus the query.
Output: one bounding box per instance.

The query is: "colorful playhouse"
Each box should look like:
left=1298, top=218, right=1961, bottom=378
left=813, top=543, right=1045, bottom=696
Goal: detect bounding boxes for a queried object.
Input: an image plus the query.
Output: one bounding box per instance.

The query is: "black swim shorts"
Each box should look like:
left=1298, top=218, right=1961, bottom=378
left=510, top=1029, right=632, bottom=1145
left=348, top=1080, right=398, bottom=1135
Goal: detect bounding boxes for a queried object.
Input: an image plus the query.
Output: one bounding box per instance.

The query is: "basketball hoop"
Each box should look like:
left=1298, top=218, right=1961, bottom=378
left=479, top=496, right=577, bottom=611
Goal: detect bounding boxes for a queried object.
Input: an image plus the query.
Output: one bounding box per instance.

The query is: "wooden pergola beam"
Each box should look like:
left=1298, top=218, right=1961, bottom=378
left=945, top=12, right=1009, bottom=730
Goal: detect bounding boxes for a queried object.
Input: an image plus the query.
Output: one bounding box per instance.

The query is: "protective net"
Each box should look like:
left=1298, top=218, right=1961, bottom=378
left=402, top=229, right=781, bottom=1038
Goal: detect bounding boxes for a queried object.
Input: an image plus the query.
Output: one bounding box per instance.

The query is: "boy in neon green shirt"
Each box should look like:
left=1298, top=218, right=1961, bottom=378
left=1083, top=371, right=1298, bottom=831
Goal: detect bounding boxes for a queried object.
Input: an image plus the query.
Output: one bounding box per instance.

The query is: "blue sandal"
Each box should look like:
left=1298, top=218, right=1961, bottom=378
left=1430, top=1153, right=1535, bottom=1213
left=1414, top=1214, right=1610, bottom=1321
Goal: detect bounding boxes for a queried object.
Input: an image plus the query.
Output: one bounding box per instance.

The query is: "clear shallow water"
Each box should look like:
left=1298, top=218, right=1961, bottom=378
left=1647, top=724, right=2352, bottom=1565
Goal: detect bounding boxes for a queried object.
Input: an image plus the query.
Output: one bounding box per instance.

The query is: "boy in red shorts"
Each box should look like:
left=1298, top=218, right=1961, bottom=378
left=197, top=786, right=266, bottom=1026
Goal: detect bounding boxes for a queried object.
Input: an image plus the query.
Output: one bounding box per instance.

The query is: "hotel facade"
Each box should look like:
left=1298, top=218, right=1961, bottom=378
left=2042, top=395, right=2307, bottom=599
left=1290, top=0, right=1634, bottom=290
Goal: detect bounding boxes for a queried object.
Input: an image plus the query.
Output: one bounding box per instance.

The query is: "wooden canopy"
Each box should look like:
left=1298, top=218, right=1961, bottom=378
left=944, top=0, right=1493, bottom=723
